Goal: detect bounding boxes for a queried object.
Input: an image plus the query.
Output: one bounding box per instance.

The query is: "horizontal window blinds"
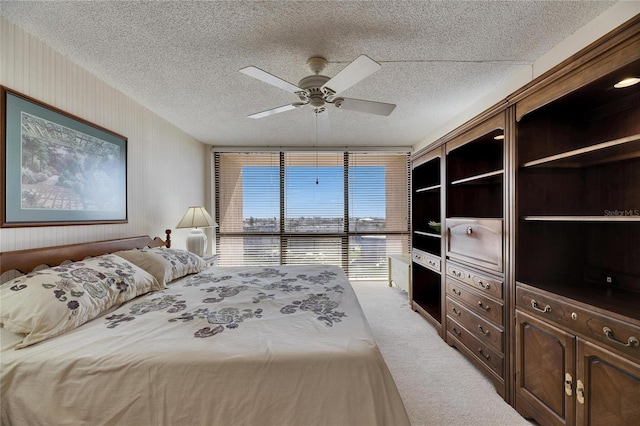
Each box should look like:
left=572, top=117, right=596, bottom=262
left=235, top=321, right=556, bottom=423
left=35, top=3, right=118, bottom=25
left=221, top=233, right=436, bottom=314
left=284, top=152, right=344, bottom=233
left=214, top=151, right=409, bottom=280
left=348, top=153, right=410, bottom=279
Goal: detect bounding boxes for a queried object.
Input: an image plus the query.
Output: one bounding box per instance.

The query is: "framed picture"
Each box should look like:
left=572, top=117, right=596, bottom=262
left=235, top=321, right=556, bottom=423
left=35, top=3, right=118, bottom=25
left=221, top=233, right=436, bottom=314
left=1, top=86, right=127, bottom=227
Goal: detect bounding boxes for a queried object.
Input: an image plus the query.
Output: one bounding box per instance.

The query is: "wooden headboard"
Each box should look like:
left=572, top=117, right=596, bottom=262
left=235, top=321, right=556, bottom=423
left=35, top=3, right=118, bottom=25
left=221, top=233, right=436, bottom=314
left=0, top=230, right=172, bottom=275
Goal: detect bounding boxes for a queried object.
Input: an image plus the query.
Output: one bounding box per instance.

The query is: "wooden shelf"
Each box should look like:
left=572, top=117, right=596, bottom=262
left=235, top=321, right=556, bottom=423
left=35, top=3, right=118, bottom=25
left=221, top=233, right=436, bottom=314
left=414, top=230, right=442, bottom=238
left=521, top=133, right=640, bottom=169
left=415, top=184, right=441, bottom=193
left=450, top=169, right=504, bottom=186
left=523, top=216, right=640, bottom=222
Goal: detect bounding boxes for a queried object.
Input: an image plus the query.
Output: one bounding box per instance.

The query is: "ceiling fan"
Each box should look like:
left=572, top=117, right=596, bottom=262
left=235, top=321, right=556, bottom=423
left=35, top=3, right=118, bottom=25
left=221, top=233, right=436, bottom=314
left=239, top=55, right=396, bottom=121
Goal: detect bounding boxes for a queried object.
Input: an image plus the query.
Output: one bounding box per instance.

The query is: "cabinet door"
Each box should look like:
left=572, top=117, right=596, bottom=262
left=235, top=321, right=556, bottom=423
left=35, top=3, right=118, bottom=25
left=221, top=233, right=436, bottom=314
left=576, top=339, right=640, bottom=426
left=515, top=310, right=575, bottom=426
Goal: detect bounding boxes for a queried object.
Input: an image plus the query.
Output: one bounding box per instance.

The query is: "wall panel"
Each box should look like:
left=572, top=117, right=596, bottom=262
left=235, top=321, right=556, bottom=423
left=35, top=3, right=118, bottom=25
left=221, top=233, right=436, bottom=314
left=0, top=17, right=206, bottom=251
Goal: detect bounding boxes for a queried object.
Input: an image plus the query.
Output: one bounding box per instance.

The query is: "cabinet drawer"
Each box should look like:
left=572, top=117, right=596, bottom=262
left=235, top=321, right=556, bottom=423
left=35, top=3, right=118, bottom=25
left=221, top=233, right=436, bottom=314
left=446, top=218, right=503, bottom=272
left=446, top=297, right=503, bottom=352
left=516, top=285, right=640, bottom=361
left=446, top=262, right=503, bottom=300
left=447, top=317, right=504, bottom=377
left=447, top=280, right=503, bottom=325
left=412, top=248, right=441, bottom=272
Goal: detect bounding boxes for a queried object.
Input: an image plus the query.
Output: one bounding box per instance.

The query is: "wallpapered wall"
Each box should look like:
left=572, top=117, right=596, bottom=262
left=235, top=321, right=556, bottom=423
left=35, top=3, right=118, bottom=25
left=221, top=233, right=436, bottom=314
left=0, top=17, right=207, bottom=252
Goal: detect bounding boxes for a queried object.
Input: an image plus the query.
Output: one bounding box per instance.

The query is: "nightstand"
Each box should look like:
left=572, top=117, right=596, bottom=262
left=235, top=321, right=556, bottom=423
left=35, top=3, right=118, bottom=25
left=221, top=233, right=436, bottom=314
left=202, top=254, right=219, bottom=267
left=388, top=254, right=411, bottom=305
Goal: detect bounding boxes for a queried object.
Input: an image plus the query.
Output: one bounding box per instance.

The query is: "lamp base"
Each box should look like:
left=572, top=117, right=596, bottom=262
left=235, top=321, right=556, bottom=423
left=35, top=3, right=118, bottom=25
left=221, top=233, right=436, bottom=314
left=185, top=228, right=207, bottom=257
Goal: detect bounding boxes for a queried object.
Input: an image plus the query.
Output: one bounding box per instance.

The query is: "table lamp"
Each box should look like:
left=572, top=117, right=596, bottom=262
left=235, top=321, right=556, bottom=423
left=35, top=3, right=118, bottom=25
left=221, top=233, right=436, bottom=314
left=176, top=206, right=217, bottom=257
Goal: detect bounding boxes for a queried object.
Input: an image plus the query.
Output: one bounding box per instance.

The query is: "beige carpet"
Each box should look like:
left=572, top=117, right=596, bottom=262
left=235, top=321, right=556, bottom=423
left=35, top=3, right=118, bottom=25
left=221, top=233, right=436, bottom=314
left=351, top=281, right=531, bottom=426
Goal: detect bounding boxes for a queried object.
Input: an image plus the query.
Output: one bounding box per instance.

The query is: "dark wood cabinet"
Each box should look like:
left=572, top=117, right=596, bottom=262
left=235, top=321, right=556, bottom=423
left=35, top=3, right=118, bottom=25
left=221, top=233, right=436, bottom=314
left=442, top=111, right=509, bottom=398
left=515, top=284, right=640, bottom=426
left=515, top=310, right=575, bottom=426
left=410, top=16, right=640, bottom=421
left=511, top=19, right=640, bottom=425
left=412, top=111, right=510, bottom=398
left=576, top=339, right=640, bottom=426
left=411, top=147, right=445, bottom=332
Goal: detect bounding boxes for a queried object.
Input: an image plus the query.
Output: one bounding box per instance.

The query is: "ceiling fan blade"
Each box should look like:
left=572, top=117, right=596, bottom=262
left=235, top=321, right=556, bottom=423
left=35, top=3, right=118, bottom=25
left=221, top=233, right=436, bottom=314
left=239, top=66, right=302, bottom=93
left=248, top=103, right=301, bottom=119
left=321, top=55, right=381, bottom=96
left=336, top=98, right=396, bottom=116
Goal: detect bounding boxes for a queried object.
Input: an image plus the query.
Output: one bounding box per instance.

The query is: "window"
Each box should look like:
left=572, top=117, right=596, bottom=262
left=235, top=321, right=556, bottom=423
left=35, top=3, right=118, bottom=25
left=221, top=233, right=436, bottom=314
left=214, top=151, right=409, bottom=280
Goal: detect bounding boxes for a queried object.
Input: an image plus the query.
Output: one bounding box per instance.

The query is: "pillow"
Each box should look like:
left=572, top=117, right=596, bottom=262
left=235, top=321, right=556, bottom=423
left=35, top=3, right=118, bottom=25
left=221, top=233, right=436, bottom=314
left=113, top=247, right=207, bottom=286
left=0, top=254, right=161, bottom=349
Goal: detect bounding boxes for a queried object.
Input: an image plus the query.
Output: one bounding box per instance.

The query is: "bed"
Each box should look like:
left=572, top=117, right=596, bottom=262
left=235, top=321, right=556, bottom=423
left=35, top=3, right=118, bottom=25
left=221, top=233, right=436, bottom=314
left=0, top=233, right=410, bottom=426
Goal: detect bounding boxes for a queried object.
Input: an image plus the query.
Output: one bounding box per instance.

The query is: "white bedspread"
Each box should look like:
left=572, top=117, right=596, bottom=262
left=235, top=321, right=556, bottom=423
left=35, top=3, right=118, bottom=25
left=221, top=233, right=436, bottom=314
left=1, top=264, right=410, bottom=426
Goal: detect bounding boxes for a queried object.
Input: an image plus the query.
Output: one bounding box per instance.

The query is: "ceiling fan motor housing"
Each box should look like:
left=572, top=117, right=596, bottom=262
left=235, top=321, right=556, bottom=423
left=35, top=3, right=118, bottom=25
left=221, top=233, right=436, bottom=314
left=298, top=74, right=331, bottom=107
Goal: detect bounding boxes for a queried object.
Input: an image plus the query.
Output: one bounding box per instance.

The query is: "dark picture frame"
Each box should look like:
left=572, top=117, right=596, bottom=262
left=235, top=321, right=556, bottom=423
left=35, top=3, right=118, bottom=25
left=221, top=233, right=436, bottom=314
left=1, top=86, right=127, bottom=227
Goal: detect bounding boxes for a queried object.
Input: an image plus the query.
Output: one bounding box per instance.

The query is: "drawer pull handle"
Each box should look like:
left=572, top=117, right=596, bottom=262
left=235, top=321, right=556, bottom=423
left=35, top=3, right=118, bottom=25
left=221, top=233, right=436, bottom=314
left=452, top=307, right=461, bottom=316
left=530, top=299, right=552, bottom=314
left=451, top=269, right=463, bottom=278
left=477, top=324, right=491, bottom=336
left=477, top=301, right=491, bottom=312
left=452, top=288, right=461, bottom=296
left=466, top=226, right=473, bottom=235
left=477, top=280, right=490, bottom=290
left=452, top=327, right=462, bottom=337
left=603, top=327, right=639, bottom=348
left=478, top=348, right=491, bottom=360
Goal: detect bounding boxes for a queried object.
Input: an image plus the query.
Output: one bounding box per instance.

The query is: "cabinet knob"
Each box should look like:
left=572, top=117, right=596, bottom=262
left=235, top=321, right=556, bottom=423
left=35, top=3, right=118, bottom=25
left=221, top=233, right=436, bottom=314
left=564, top=373, right=573, bottom=396
left=466, top=226, right=473, bottom=235
left=576, top=380, right=585, bottom=404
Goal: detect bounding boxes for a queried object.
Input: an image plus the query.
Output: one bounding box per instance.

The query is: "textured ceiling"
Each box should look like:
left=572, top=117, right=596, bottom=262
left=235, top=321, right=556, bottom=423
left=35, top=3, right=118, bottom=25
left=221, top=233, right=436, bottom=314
left=0, top=1, right=618, bottom=147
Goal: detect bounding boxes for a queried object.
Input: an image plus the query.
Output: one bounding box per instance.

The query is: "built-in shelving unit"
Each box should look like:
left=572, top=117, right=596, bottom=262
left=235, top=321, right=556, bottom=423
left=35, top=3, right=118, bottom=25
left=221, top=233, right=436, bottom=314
left=411, top=147, right=444, bottom=330
left=513, top=34, right=640, bottom=426
left=410, top=17, right=640, bottom=424
left=441, top=115, right=508, bottom=399
left=516, top=57, right=640, bottom=312
left=446, top=129, right=504, bottom=219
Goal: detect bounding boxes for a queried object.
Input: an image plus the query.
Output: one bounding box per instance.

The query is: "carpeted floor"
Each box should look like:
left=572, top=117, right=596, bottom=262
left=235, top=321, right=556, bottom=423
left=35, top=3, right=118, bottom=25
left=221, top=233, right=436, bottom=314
left=351, top=281, right=531, bottom=426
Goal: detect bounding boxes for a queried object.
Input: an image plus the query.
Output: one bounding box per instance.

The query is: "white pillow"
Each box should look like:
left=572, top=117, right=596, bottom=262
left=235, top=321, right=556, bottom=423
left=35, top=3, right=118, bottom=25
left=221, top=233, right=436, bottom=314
left=0, top=254, right=161, bottom=349
left=114, top=247, right=207, bottom=286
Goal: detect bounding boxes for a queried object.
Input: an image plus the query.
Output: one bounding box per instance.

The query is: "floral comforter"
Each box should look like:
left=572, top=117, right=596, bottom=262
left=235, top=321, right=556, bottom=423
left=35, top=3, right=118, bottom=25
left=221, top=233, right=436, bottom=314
left=1, top=264, right=409, bottom=426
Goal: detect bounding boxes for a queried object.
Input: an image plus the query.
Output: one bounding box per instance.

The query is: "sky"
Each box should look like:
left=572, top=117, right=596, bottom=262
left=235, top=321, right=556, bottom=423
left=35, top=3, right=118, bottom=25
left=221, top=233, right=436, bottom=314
left=242, top=165, right=386, bottom=219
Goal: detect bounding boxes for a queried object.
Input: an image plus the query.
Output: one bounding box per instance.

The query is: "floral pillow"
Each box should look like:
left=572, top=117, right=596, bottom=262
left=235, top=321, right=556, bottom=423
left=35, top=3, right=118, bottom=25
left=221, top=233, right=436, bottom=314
left=0, top=254, right=162, bottom=349
left=114, top=247, right=207, bottom=286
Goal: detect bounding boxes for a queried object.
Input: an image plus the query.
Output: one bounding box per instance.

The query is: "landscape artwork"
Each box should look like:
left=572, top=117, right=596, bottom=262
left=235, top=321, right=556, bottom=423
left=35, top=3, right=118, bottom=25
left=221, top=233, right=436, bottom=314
left=2, top=87, right=127, bottom=226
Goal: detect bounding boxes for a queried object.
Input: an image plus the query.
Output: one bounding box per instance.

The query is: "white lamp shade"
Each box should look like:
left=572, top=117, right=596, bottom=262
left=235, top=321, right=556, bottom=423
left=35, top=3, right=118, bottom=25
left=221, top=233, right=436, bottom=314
left=176, top=206, right=217, bottom=229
